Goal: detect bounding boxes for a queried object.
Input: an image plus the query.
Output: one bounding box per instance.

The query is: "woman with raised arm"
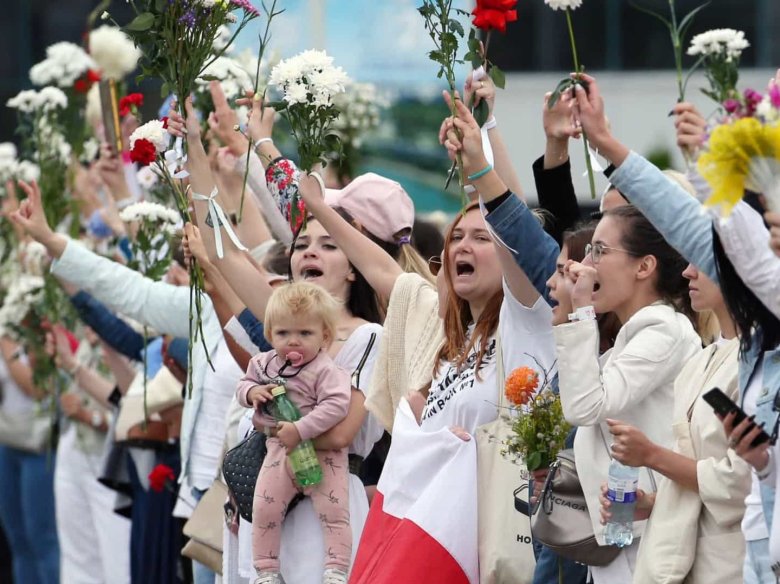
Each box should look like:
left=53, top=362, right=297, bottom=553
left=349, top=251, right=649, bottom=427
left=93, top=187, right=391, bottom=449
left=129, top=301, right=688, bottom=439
left=168, top=96, right=387, bottom=584
left=338, top=94, right=557, bottom=583
left=574, top=72, right=780, bottom=584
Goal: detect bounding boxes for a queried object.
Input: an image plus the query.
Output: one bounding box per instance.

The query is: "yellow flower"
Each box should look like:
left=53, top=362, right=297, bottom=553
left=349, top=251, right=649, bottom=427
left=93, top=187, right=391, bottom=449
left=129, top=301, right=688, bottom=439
left=699, top=117, right=780, bottom=216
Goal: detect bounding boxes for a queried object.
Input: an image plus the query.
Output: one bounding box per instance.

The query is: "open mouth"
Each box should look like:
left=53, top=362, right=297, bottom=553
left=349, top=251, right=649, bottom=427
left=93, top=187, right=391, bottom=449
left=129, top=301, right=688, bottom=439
left=455, top=261, right=475, bottom=276
left=301, top=268, right=323, bottom=280
left=593, top=282, right=601, bottom=292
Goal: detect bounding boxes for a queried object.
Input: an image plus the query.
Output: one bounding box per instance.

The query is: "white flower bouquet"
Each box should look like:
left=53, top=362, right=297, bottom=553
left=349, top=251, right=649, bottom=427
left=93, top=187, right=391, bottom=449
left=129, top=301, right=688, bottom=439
left=688, top=28, right=750, bottom=105
left=88, top=26, right=141, bottom=82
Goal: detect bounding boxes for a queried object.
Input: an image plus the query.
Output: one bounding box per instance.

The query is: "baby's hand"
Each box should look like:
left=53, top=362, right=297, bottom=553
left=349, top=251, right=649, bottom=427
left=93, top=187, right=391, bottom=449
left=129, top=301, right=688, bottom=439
left=277, top=421, right=302, bottom=451
left=247, top=384, right=275, bottom=409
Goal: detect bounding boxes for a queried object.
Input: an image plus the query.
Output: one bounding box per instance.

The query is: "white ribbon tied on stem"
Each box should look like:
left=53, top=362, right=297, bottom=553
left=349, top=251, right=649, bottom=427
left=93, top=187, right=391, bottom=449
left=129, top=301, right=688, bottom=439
left=192, top=187, right=248, bottom=259
left=165, top=137, right=189, bottom=180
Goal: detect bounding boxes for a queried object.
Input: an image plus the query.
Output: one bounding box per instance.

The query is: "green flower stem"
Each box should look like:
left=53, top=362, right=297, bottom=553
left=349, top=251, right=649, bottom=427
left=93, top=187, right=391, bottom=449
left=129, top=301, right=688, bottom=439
left=565, top=9, right=597, bottom=199
left=142, top=325, right=148, bottom=428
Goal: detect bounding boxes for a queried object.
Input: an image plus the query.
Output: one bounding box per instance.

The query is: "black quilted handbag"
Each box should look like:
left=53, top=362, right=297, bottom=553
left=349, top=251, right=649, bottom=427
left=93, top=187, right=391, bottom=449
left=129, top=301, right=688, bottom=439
left=222, top=431, right=267, bottom=522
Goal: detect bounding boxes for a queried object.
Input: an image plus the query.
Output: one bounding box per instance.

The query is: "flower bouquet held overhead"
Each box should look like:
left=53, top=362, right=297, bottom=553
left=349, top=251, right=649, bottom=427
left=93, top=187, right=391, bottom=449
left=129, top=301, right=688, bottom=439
left=688, top=28, right=750, bottom=107
left=110, top=0, right=260, bottom=389
left=267, top=49, right=350, bottom=234
left=699, top=76, right=780, bottom=216
left=544, top=0, right=598, bottom=198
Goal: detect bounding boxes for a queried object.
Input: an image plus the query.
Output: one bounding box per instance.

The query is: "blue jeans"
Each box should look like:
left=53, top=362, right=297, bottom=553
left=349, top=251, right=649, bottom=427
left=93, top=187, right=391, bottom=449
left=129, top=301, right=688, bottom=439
left=744, top=538, right=777, bottom=584
left=0, top=445, right=59, bottom=584
left=191, top=487, right=215, bottom=584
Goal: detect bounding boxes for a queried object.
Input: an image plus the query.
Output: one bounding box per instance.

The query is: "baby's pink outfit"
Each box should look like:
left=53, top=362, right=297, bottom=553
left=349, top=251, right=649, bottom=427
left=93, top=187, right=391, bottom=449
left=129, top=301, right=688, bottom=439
left=236, top=350, right=352, bottom=573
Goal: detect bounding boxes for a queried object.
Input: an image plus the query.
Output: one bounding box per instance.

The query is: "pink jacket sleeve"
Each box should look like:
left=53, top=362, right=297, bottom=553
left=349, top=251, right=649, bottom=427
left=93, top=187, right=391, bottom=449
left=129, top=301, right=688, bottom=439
left=236, top=353, right=267, bottom=407
left=293, top=362, right=351, bottom=442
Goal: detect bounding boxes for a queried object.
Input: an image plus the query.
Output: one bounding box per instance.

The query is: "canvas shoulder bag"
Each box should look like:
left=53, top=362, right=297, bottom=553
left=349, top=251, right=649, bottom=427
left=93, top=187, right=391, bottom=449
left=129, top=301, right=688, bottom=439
left=475, top=335, right=537, bottom=584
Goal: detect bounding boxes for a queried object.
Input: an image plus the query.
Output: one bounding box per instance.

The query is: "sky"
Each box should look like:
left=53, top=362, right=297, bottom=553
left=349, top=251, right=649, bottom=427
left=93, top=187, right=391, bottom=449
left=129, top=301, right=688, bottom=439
left=234, top=0, right=473, bottom=91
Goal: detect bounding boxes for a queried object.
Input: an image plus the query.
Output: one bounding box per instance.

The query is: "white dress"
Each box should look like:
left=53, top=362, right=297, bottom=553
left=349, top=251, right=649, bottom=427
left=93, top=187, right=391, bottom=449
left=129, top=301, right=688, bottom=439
left=224, top=323, right=384, bottom=584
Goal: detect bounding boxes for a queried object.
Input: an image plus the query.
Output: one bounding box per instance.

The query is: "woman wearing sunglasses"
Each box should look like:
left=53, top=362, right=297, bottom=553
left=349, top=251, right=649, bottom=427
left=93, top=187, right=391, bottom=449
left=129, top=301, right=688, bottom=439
left=555, top=201, right=701, bottom=582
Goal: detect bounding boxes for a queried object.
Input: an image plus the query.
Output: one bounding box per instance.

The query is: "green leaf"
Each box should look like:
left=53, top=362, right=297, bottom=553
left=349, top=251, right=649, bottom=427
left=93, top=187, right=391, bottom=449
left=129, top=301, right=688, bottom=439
left=527, top=451, right=542, bottom=471
left=266, top=100, right=287, bottom=111
left=548, top=77, right=573, bottom=109
left=629, top=2, right=671, bottom=29
left=199, top=74, right=221, bottom=82
left=126, top=12, right=155, bottom=32
left=155, top=0, right=166, bottom=10
left=677, top=1, right=711, bottom=37
left=473, top=98, right=490, bottom=127
left=449, top=19, right=465, bottom=38
left=160, top=82, right=170, bottom=99
left=489, top=66, right=506, bottom=90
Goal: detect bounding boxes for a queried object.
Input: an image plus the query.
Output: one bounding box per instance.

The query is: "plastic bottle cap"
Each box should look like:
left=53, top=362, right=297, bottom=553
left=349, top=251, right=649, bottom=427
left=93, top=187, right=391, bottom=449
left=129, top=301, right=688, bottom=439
left=270, top=385, right=286, bottom=397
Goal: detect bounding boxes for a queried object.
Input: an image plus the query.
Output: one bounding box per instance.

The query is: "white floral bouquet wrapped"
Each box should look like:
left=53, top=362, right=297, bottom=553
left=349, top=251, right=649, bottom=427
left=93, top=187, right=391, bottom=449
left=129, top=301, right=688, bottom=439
left=688, top=29, right=750, bottom=105
left=268, top=50, right=349, bottom=229
left=88, top=26, right=141, bottom=82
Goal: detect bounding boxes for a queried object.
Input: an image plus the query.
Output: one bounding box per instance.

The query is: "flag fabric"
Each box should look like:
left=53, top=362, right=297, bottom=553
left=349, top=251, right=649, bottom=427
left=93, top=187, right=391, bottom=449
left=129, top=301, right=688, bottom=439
left=349, top=399, right=479, bottom=584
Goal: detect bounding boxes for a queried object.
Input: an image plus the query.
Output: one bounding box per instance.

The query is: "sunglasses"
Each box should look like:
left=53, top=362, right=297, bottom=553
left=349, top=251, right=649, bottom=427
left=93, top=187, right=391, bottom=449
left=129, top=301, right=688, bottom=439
left=428, top=255, right=442, bottom=276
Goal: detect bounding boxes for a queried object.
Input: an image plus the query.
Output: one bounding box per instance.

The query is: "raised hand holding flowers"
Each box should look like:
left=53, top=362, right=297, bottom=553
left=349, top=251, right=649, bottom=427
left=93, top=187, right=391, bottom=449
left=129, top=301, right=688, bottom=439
left=543, top=0, right=597, bottom=198
left=268, top=49, right=349, bottom=233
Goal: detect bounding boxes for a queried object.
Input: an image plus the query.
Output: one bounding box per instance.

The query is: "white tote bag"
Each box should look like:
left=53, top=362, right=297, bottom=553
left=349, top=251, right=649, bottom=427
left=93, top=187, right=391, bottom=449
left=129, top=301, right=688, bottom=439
left=476, top=335, right=536, bottom=583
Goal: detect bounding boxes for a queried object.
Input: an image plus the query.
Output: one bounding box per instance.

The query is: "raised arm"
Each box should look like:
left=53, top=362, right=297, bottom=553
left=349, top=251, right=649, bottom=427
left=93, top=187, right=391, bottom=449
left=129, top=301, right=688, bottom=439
left=444, top=93, right=546, bottom=308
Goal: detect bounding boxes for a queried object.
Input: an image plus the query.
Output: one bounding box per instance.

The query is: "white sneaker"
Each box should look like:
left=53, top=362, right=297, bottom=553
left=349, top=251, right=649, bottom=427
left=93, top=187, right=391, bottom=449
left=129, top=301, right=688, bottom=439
left=322, top=568, right=348, bottom=584
left=254, top=572, right=286, bottom=584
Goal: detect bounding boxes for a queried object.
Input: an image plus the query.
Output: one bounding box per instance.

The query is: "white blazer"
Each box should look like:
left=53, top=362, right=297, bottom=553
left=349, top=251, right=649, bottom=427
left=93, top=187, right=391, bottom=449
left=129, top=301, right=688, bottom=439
left=51, top=239, right=223, bottom=492
left=554, top=302, right=702, bottom=546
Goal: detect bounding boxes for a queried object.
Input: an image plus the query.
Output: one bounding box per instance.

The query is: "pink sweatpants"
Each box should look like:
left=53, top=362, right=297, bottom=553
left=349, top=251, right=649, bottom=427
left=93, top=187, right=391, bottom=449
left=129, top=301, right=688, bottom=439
left=252, top=438, right=351, bottom=573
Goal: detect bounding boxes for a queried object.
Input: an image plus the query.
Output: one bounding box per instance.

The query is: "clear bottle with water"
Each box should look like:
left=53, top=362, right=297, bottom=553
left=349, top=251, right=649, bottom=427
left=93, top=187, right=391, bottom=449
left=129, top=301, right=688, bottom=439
left=604, top=459, right=639, bottom=547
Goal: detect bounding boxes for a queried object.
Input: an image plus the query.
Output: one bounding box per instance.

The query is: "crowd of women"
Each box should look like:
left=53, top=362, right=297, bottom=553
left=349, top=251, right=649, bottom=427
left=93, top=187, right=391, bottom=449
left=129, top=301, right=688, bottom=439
left=2, top=23, right=780, bottom=584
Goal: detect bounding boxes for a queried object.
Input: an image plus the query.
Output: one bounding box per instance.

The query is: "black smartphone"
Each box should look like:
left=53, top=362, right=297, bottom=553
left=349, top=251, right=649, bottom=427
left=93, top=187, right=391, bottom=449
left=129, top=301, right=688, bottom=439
left=703, top=387, right=773, bottom=446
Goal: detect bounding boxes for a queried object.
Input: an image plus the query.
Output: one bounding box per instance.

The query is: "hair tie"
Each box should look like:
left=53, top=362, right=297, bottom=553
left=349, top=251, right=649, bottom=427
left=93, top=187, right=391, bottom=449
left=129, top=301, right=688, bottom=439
left=397, top=235, right=411, bottom=246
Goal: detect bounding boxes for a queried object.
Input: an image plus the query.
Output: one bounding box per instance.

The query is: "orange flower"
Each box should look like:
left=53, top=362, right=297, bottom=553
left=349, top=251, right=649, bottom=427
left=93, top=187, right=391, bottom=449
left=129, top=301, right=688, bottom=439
left=505, top=366, right=539, bottom=406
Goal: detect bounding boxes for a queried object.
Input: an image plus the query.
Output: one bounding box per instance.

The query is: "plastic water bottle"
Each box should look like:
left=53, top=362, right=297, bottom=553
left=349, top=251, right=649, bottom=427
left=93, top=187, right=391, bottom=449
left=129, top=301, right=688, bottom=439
left=604, top=459, right=639, bottom=547
left=270, top=385, right=323, bottom=487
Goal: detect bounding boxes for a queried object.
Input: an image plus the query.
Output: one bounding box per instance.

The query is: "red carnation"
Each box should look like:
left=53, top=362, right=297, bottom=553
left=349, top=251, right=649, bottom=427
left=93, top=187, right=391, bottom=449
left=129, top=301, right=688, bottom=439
left=119, top=93, right=144, bottom=117
left=130, top=138, right=157, bottom=166
left=87, top=69, right=102, bottom=83
left=73, top=79, right=91, bottom=94
left=148, top=464, right=175, bottom=493
left=472, top=0, right=518, bottom=33
left=161, top=116, right=169, bottom=129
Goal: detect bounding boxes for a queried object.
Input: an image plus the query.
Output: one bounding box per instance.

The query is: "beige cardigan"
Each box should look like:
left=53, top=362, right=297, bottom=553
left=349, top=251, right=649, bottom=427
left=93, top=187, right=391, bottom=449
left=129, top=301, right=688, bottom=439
left=554, top=302, right=702, bottom=546
left=633, top=338, right=750, bottom=584
left=365, top=273, right=444, bottom=432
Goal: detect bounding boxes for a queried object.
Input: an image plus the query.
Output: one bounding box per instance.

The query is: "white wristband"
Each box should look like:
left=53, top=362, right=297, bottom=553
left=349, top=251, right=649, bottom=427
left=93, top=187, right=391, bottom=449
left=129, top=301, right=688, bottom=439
left=483, top=116, right=497, bottom=130
left=568, top=305, right=596, bottom=322
left=464, top=184, right=477, bottom=195
left=254, top=137, right=273, bottom=152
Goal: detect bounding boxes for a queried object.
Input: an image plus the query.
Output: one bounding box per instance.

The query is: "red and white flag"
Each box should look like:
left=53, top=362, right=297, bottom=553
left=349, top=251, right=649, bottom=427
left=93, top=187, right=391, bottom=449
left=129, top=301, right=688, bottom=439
left=349, top=400, right=479, bottom=584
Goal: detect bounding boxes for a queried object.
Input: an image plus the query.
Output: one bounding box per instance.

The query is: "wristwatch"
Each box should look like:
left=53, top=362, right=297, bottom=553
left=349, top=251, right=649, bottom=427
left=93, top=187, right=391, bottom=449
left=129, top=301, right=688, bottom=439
left=568, top=305, right=596, bottom=322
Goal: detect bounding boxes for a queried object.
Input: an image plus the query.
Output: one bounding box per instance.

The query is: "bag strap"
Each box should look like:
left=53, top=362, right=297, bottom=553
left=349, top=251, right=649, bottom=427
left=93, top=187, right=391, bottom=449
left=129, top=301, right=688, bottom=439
left=351, top=332, right=377, bottom=389
left=598, top=424, right=657, bottom=492
left=495, top=333, right=505, bottom=410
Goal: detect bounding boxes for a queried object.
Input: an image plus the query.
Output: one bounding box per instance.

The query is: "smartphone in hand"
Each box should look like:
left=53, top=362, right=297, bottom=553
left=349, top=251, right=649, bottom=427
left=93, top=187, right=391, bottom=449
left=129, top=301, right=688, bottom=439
left=703, top=387, right=773, bottom=447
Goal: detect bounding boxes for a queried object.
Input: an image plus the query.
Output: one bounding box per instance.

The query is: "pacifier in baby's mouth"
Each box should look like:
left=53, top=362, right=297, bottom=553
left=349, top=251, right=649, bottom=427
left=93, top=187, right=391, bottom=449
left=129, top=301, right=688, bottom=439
left=286, top=351, right=304, bottom=366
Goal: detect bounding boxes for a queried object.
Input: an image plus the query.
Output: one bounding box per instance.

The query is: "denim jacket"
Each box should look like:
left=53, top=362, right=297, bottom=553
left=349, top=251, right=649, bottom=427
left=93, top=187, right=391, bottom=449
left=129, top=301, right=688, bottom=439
left=610, top=151, right=780, bottom=529
left=484, top=194, right=559, bottom=304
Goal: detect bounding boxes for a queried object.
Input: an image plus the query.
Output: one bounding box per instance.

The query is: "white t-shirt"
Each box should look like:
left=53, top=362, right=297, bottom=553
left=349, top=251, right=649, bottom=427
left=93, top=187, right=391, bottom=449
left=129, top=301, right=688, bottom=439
left=0, top=354, right=33, bottom=416
left=421, top=281, right=555, bottom=434
left=742, top=354, right=770, bottom=541
left=190, top=338, right=244, bottom=490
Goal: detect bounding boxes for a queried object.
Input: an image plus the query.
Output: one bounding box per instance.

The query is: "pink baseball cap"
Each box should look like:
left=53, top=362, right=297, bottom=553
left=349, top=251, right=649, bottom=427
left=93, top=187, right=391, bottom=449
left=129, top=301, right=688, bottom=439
left=324, top=173, right=415, bottom=244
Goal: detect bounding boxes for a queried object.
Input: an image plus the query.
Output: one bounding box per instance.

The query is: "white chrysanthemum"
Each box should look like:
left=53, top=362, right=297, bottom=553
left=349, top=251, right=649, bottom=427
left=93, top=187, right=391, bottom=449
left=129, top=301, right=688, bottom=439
left=296, top=49, right=334, bottom=71
left=7, top=90, right=41, bottom=113
left=284, top=82, right=309, bottom=106
left=37, top=87, right=68, bottom=112
left=136, top=166, right=160, bottom=190
left=269, top=57, right=306, bottom=88
left=30, top=41, right=96, bottom=87
left=333, top=82, right=388, bottom=136
left=757, top=97, right=780, bottom=123
left=16, top=161, right=40, bottom=183
left=129, top=120, right=169, bottom=152
left=212, top=25, right=233, bottom=54
left=82, top=138, right=100, bottom=162
left=120, top=201, right=180, bottom=226
left=89, top=26, right=141, bottom=81
left=688, top=29, right=750, bottom=61
left=544, top=0, right=583, bottom=11
left=20, top=241, right=48, bottom=277
left=308, top=67, right=349, bottom=98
